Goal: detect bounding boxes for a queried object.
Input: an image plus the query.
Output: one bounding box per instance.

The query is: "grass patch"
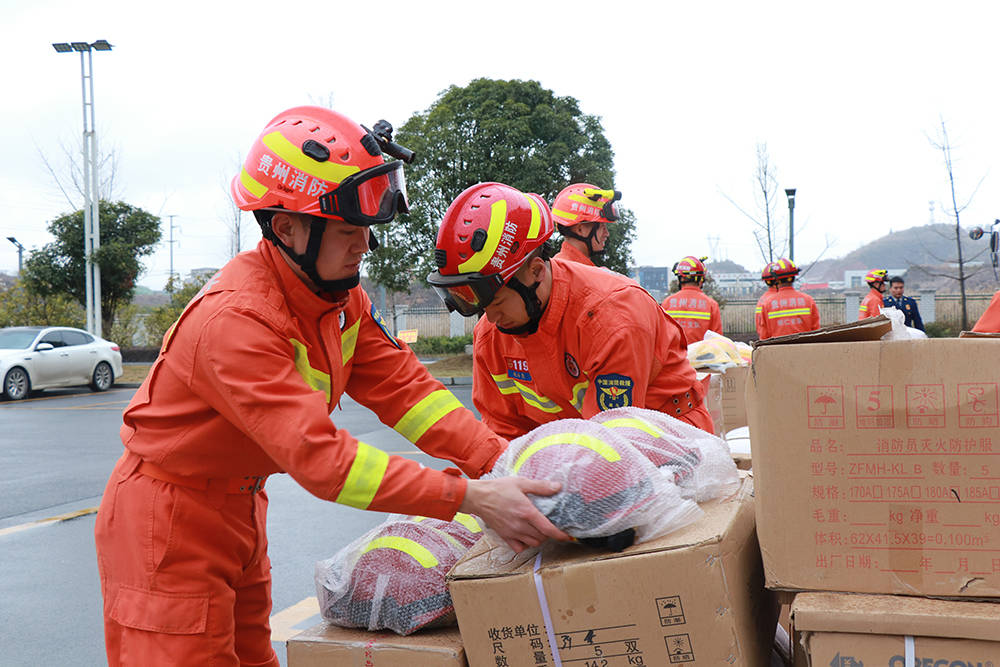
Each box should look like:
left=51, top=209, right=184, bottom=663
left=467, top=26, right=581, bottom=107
left=119, top=364, right=152, bottom=384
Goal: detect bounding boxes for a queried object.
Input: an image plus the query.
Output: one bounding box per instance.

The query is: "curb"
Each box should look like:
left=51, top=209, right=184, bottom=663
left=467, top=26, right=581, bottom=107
left=436, top=376, right=472, bottom=386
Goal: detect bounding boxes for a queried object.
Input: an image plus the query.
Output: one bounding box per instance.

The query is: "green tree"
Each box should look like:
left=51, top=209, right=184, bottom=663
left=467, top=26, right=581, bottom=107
left=0, top=280, right=84, bottom=328
left=22, top=200, right=162, bottom=334
left=143, top=274, right=212, bottom=346
left=366, top=78, right=622, bottom=292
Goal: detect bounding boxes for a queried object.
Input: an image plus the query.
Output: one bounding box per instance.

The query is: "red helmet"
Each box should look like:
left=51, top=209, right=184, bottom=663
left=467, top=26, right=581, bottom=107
left=427, top=182, right=553, bottom=316
left=864, top=268, right=888, bottom=285
left=672, top=256, right=708, bottom=279
left=231, top=106, right=408, bottom=225
left=762, top=257, right=799, bottom=285
left=551, top=183, right=621, bottom=228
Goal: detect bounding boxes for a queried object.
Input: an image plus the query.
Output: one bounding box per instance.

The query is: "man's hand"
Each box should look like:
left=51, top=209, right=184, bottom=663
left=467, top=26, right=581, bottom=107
left=460, top=477, right=571, bottom=553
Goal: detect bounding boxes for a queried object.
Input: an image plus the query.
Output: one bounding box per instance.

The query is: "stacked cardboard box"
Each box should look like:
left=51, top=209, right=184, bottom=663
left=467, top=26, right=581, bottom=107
left=286, top=622, right=467, bottom=666
left=747, top=316, right=1000, bottom=663
left=447, top=475, right=778, bottom=666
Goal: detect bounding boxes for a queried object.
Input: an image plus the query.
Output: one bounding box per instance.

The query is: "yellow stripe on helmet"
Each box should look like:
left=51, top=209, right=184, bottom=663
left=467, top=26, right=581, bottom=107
left=512, top=433, right=621, bottom=473
left=361, top=536, right=439, bottom=568
left=457, top=199, right=506, bottom=273
left=525, top=194, right=541, bottom=239
left=393, top=389, right=463, bottom=443
left=261, top=131, right=360, bottom=184
left=453, top=512, right=482, bottom=533
left=240, top=169, right=268, bottom=199
left=567, top=194, right=604, bottom=208
left=335, top=441, right=389, bottom=509
left=551, top=207, right=576, bottom=221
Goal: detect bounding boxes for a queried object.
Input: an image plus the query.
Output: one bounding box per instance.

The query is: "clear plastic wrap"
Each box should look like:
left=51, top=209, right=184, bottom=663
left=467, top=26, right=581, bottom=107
left=687, top=330, right=749, bottom=371
left=487, top=419, right=702, bottom=544
left=880, top=306, right=928, bottom=340
left=315, top=512, right=484, bottom=635
left=594, top=406, right=740, bottom=503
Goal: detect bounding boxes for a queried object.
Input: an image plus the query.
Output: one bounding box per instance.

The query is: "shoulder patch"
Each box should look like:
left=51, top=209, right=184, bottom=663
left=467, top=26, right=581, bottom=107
left=370, top=304, right=401, bottom=349
left=595, top=373, right=633, bottom=410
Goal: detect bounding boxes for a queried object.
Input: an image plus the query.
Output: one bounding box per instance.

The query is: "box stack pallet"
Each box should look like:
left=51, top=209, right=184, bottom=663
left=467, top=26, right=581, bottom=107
left=748, top=316, right=1000, bottom=665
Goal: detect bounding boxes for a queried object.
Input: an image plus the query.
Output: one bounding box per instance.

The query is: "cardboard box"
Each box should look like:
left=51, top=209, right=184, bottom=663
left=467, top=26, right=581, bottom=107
left=702, top=366, right=750, bottom=438
left=748, top=320, right=1000, bottom=597
left=791, top=592, right=1000, bottom=667
left=286, top=622, right=467, bottom=666
left=448, top=476, right=777, bottom=666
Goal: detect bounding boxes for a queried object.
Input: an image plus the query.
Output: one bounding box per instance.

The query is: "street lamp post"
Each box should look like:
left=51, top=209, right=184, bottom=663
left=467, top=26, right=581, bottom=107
left=7, top=237, right=24, bottom=274
left=785, top=188, right=796, bottom=262
left=52, top=39, right=112, bottom=337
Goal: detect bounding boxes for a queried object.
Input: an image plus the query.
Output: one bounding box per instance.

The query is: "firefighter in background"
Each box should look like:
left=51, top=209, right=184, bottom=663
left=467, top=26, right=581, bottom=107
left=859, top=268, right=888, bottom=320
left=428, top=182, right=712, bottom=441
left=755, top=258, right=820, bottom=340
left=661, top=255, right=722, bottom=342
left=973, top=291, right=1000, bottom=332
left=94, top=108, right=568, bottom=666
left=550, top=183, right=622, bottom=266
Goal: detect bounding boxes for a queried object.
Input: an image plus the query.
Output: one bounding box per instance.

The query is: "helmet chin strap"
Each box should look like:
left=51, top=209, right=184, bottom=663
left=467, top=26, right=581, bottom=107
left=560, top=224, right=604, bottom=257
left=265, top=216, right=361, bottom=292
left=496, top=277, right=545, bottom=335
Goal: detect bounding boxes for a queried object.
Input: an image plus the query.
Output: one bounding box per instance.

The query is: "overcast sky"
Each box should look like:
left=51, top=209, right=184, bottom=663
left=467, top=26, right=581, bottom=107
left=2, top=0, right=998, bottom=290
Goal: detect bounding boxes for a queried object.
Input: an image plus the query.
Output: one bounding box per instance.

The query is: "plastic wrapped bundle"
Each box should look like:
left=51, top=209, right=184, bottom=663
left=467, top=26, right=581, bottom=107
left=489, top=419, right=701, bottom=545
left=315, top=512, right=483, bottom=635
left=593, top=406, right=740, bottom=503
left=687, top=331, right=746, bottom=371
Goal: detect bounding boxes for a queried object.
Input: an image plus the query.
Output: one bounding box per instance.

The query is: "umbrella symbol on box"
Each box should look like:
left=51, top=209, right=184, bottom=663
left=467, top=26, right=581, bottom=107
left=814, top=394, right=837, bottom=414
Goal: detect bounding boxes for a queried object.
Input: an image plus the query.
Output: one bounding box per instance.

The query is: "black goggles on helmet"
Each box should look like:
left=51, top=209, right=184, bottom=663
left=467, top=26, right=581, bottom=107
left=318, top=160, right=409, bottom=226
left=427, top=270, right=505, bottom=317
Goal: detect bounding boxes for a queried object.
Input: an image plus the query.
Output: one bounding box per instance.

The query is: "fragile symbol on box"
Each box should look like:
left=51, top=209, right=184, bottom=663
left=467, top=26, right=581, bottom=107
left=807, top=386, right=844, bottom=429
left=855, top=385, right=894, bottom=429
left=906, top=384, right=945, bottom=428
left=664, top=634, right=695, bottom=663
left=958, top=383, right=999, bottom=428
left=656, top=596, right=685, bottom=627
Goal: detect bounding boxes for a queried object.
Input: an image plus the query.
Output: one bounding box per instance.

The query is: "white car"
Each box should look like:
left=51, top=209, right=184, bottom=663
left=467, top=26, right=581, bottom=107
left=0, top=326, right=124, bottom=401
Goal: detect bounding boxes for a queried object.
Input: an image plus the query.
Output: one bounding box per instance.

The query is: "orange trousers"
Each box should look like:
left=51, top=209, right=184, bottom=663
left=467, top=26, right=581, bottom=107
left=94, top=452, right=279, bottom=666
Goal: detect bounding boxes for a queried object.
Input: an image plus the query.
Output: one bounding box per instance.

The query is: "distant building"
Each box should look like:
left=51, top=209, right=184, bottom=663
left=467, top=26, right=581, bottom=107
left=843, top=268, right=907, bottom=289
left=629, top=266, right=673, bottom=293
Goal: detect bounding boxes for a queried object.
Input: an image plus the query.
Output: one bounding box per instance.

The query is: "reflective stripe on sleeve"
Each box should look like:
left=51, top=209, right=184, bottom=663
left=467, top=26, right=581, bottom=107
left=491, top=373, right=562, bottom=414
left=289, top=338, right=331, bottom=401
left=393, top=389, right=464, bottom=443
left=335, top=441, right=389, bottom=509
left=341, top=316, right=361, bottom=365
left=569, top=380, right=589, bottom=412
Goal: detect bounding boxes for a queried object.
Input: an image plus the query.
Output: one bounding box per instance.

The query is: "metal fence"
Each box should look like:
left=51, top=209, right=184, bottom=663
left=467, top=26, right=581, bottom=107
left=383, top=293, right=998, bottom=339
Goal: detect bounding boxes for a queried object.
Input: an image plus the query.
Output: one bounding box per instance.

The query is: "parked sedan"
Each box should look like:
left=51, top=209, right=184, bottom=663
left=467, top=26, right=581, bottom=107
left=0, top=326, right=124, bottom=400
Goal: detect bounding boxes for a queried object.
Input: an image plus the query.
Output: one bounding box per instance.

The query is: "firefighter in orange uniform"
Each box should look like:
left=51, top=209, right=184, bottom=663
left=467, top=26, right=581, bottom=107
left=550, top=183, right=622, bottom=266
left=427, top=182, right=712, bottom=441
left=859, top=269, right=888, bottom=320
left=661, top=256, right=722, bottom=342
left=93, top=108, right=568, bottom=667
left=755, top=258, right=821, bottom=340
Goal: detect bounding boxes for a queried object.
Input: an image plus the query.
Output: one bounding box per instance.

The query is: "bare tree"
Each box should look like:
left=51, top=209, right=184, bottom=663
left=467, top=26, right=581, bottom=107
left=36, top=137, right=121, bottom=209
left=221, top=153, right=250, bottom=259
left=922, top=119, right=988, bottom=330
left=721, top=143, right=785, bottom=264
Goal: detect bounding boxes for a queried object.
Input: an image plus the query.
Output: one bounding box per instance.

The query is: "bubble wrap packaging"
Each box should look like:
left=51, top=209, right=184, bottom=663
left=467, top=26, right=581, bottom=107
left=315, top=512, right=484, bottom=635
left=489, top=419, right=702, bottom=543
left=592, top=407, right=740, bottom=502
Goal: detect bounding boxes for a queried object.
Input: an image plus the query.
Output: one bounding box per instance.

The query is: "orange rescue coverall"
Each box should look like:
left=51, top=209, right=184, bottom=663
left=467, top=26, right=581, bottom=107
left=755, top=285, right=821, bottom=340
left=94, top=240, right=505, bottom=666
left=859, top=287, right=884, bottom=320
left=661, top=283, right=722, bottom=343
left=553, top=240, right=594, bottom=266
left=973, top=291, right=1000, bottom=332
left=472, top=258, right=713, bottom=440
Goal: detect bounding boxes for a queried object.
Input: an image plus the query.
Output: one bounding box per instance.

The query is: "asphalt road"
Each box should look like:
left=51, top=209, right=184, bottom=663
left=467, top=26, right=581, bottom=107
left=0, top=383, right=476, bottom=666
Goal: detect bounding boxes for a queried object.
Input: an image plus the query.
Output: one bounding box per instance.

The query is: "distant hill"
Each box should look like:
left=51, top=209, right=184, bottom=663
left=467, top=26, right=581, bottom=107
left=801, top=223, right=998, bottom=291
left=706, top=259, right=748, bottom=274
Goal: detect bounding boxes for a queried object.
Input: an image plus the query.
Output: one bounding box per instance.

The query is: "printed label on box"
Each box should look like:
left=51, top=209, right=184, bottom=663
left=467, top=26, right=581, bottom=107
left=855, top=385, right=894, bottom=429
left=808, top=386, right=845, bottom=429
left=906, top=384, right=946, bottom=428
left=958, top=383, right=999, bottom=428
left=655, top=596, right=685, bottom=627
left=664, top=634, right=695, bottom=663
